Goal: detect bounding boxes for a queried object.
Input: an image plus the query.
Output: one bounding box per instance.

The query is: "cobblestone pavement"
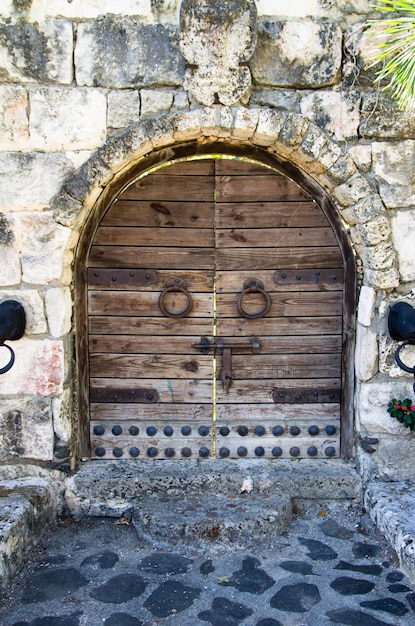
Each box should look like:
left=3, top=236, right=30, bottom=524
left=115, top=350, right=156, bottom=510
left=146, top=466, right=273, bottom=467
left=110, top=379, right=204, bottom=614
left=1, top=503, right=414, bottom=626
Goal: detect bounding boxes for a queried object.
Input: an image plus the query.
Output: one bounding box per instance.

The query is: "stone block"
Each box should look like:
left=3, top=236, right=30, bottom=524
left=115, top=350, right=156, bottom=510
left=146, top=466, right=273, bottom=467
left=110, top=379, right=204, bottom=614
left=173, top=109, right=201, bottom=139
left=0, top=213, right=20, bottom=286
left=348, top=145, right=372, bottom=172
left=30, top=88, right=107, bottom=151
left=45, top=287, right=72, bottom=338
left=29, top=0, right=152, bottom=19
left=376, top=440, right=415, bottom=483
left=75, top=18, right=184, bottom=88
left=0, top=152, right=73, bottom=211
left=332, top=173, right=372, bottom=207
left=19, top=213, right=71, bottom=284
left=300, top=90, right=360, bottom=141
left=254, top=108, right=284, bottom=146
left=372, top=141, right=415, bottom=209
left=364, top=267, right=400, bottom=290
left=360, top=92, right=415, bottom=139
left=0, top=86, right=29, bottom=150
left=232, top=107, right=259, bottom=139
left=0, top=17, right=73, bottom=84
left=353, top=194, right=383, bottom=224
left=357, top=285, right=375, bottom=327
left=141, top=89, right=174, bottom=119
left=391, top=210, right=415, bottom=282
left=250, top=88, right=300, bottom=111
left=172, top=91, right=189, bottom=110
left=0, top=397, right=54, bottom=460
left=357, top=379, right=414, bottom=435
left=278, top=113, right=309, bottom=146
left=250, top=21, right=342, bottom=88
left=107, top=90, right=141, bottom=129
left=300, top=125, right=327, bottom=160
left=52, top=387, right=73, bottom=444
left=364, top=241, right=395, bottom=271
left=359, top=215, right=391, bottom=246
left=326, top=155, right=357, bottom=184
left=0, top=338, right=64, bottom=397
left=355, top=324, right=378, bottom=382
left=0, top=289, right=47, bottom=335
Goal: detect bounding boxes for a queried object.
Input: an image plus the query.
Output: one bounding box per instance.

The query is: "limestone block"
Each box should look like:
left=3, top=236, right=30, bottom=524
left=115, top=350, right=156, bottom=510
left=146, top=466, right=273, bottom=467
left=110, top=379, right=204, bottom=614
left=359, top=215, right=391, bottom=246
left=52, top=387, right=73, bottom=444
left=353, top=194, right=383, bottom=224
left=256, top=0, right=370, bottom=17
left=141, top=89, right=174, bottom=119
left=0, top=397, right=53, bottom=460
left=173, top=109, right=201, bottom=139
left=75, top=18, right=184, bottom=88
left=348, top=145, right=371, bottom=172
left=254, top=108, right=284, bottom=146
left=250, top=21, right=342, bottom=88
left=300, top=125, right=327, bottom=160
left=0, top=152, right=73, bottom=211
left=300, top=90, right=360, bottom=141
left=357, top=379, right=414, bottom=435
left=391, top=210, right=415, bottom=282
left=360, top=92, right=415, bottom=139
left=332, top=173, right=372, bottom=208
left=364, top=242, right=395, bottom=271
left=232, top=107, right=259, bottom=139
left=326, top=155, right=357, bottom=184
left=355, top=324, right=378, bottom=382
left=357, top=285, right=376, bottom=327
left=45, top=287, right=72, bottom=338
left=0, top=17, right=73, bottom=85
left=0, top=290, right=47, bottom=335
left=19, top=213, right=71, bottom=284
left=107, top=90, right=141, bottom=129
left=173, top=91, right=189, bottom=110
left=30, top=88, right=107, bottom=151
left=0, top=86, right=29, bottom=150
left=375, top=437, right=415, bottom=482
left=250, top=88, right=300, bottom=111
left=29, top=0, right=152, bottom=19
left=180, top=0, right=257, bottom=106
left=0, top=338, right=64, bottom=396
left=278, top=113, right=309, bottom=146
left=364, top=267, right=400, bottom=290
left=0, top=213, right=20, bottom=286
left=372, top=141, right=415, bottom=209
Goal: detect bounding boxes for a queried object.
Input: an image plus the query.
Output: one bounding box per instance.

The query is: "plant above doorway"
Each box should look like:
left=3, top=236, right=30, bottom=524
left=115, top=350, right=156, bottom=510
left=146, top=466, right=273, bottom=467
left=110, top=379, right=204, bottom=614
left=388, top=398, right=415, bottom=430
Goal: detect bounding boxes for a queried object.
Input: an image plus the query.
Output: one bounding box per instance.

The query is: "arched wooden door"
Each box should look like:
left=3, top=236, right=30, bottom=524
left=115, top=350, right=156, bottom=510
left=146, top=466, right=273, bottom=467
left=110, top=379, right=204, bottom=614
left=82, top=157, right=354, bottom=460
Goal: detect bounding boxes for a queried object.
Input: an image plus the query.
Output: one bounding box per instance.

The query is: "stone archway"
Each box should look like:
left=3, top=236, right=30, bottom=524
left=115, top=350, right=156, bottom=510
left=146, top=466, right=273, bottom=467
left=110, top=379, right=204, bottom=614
left=51, top=106, right=399, bottom=460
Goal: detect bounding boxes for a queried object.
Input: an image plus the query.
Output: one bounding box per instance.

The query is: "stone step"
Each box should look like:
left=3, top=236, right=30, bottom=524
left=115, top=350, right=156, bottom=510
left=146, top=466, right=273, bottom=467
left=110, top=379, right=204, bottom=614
left=132, top=492, right=293, bottom=551
left=64, top=458, right=362, bottom=517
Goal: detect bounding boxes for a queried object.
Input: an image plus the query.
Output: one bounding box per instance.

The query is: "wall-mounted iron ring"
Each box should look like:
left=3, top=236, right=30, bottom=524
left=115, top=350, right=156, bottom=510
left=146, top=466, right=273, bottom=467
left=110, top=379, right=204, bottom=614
left=388, top=302, right=415, bottom=393
left=159, top=278, right=193, bottom=318
left=237, top=278, right=271, bottom=319
left=0, top=300, right=26, bottom=375
left=394, top=341, right=415, bottom=374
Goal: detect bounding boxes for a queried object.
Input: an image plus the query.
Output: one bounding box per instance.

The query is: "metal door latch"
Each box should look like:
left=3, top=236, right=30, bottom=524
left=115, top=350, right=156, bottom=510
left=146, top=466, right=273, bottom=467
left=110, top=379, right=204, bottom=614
left=193, top=337, right=261, bottom=392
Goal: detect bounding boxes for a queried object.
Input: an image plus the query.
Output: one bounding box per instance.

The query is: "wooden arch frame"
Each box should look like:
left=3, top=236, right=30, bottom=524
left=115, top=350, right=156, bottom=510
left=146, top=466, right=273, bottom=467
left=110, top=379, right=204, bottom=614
left=75, top=140, right=356, bottom=460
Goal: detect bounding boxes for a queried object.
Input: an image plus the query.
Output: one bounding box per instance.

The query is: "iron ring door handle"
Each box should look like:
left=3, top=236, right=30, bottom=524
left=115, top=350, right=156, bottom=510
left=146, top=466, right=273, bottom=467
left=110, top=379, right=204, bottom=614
left=237, top=278, right=271, bottom=319
left=0, top=343, right=15, bottom=374
left=159, top=278, right=193, bottom=318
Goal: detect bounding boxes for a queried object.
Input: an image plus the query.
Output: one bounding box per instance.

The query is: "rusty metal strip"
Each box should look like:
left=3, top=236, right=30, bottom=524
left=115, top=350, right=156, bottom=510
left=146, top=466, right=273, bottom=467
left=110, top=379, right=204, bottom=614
left=272, top=388, right=341, bottom=403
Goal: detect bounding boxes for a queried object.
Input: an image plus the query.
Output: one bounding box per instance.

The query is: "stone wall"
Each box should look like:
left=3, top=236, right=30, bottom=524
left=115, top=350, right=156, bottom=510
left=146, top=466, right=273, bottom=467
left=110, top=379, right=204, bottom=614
left=1, top=0, right=414, bottom=484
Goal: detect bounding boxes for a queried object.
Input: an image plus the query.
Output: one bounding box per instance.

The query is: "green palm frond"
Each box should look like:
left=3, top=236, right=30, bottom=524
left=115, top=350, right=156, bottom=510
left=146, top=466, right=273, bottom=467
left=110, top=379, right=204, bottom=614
left=367, top=0, right=415, bottom=110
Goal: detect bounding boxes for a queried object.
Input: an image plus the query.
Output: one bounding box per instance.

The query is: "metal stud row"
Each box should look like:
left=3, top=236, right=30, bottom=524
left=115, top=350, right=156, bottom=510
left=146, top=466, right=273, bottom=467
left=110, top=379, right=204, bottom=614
left=94, top=424, right=338, bottom=437
left=93, top=424, right=212, bottom=437
left=94, top=446, right=211, bottom=458
left=94, top=445, right=337, bottom=458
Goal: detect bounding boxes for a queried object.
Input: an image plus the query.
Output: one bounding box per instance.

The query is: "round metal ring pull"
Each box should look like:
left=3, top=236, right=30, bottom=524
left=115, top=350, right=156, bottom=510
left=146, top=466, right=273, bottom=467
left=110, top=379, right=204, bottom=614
left=159, top=278, right=193, bottom=318
left=0, top=343, right=15, bottom=375
left=395, top=340, right=415, bottom=374
left=237, top=278, right=271, bottom=319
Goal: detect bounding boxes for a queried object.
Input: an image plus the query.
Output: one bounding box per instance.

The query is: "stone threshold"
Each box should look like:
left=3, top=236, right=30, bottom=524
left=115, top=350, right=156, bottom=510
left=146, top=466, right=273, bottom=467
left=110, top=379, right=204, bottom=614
left=365, top=480, right=415, bottom=584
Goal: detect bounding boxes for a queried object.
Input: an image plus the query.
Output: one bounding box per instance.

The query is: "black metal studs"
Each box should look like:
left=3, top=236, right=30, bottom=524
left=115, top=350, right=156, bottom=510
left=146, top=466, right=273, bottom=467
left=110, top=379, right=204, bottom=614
left=219, top=447, right=230, bottom=458
left=272, top=447, right=282, bottom=457
left=272, top=425, right=284, bottom=436
left=254, top=425, right=265, bottom=436
left=181, top=426, right=192, bottom=436
left=163, top=426, right=174, bottom=436
left=254, top=446, right=265, bottom=457
left=307, top=446, right=318, bottom=457
left=165, top=447, right=175, bottom=458
left=146, top=426, right=157, bottom=436
left=113, top=447, right=123, bottom=457
left=308, top=425, right=319, bottom=436
left=129, top=447, right=140, bottom=457
left=129, top=426, right=139, bottom=436
left=93, top=425, right=105, bottom=436
left=181, top=447, right=192, bottom=457
left=199, top=447, right=210, bottom=458
left=219, top=426, right=230, bottom=436
left=237, top=446, right=248, bottom=457
left=198, top=425, right=209, bottom=436
left=112, top=425, right=122, bottom=436
left=325, top=446, right=336, bottom=457
left=290, top=447, right=300, bottom=457
left=290, top=426, right=301, bottom=436
left=237, top=425, right=248, bottom=436
left=95, top=447, right=106, bottom=457
left=147, top=446, right=158, bottom=457
left=325, top=425, right=336, bottom=435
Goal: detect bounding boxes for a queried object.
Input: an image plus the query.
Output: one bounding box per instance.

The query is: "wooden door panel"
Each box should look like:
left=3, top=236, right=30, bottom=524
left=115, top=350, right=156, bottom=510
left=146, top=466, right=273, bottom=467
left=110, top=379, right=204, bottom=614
left=216, top=269, right=344, bottom=292
left=88, top=269, right=213, bottom=292
left=104, top=200, right=215, bottom=228
left=216, top=175, right=311, bottom=202
left=94, top=227, right=214, bottom=247
left=216, top=316, right=342, bottom=337
left=216, top=291, right=343, bottom=318
left=215, top=378, right=340, bottom=403
left=217, top=247, right=343, bottom=270
left=89, top=353, right=212, bottom=379
left=217, top=227, right=337, bottom=247
left=216, top=202, right=329, bottom=228
left=90, top=377, right=213, bottom=403
left=89, top=246, right=214, bottom=269
left=89, top=335, right=211, bottom=355
left=88, top=291, right=213, bottom=317
left=121, top=175, right=214, bottom=201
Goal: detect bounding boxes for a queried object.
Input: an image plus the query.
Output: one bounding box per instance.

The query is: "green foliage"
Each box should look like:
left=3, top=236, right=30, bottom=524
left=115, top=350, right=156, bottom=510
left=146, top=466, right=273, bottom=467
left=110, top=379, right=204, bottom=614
left=367, top=0, right=415, bottom=110
left=387, top=398, right=415, bottom=430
